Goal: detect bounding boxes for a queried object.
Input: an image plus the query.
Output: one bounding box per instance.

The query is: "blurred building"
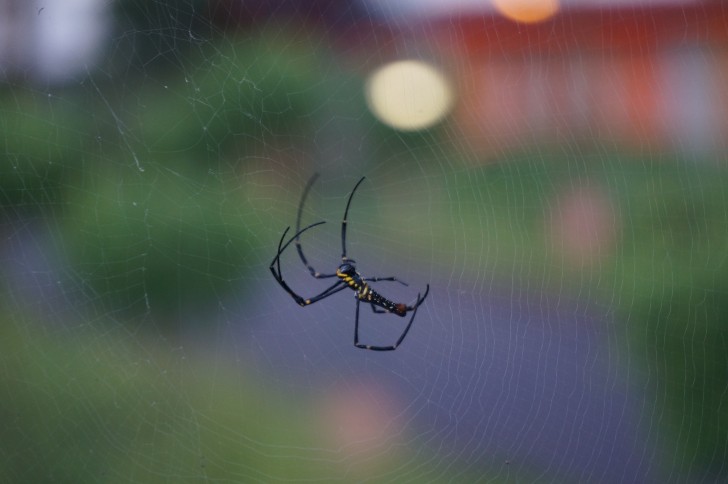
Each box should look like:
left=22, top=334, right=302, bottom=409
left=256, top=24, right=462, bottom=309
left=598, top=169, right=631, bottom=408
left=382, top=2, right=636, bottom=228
left=362, top=0, right=728, bottom=157
left=446, top=3, right=728, bottom=157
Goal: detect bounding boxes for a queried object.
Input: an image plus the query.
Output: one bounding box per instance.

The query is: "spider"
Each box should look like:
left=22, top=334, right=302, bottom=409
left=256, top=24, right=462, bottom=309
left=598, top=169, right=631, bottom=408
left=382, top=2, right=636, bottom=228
left=270, top=174, right=430, bottom=351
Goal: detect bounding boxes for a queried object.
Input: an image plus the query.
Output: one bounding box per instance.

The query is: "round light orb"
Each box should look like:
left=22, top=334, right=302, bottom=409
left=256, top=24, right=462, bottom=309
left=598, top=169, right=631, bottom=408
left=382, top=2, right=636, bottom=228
left=492, top=0, right=560, bottom=24
left=365, top=60, right=454, bottom=132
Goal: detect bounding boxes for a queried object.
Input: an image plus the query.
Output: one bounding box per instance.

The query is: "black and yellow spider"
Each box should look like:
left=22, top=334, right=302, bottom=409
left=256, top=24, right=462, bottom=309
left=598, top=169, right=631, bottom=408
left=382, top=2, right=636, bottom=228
left=270, top=174, right=430, bottom=351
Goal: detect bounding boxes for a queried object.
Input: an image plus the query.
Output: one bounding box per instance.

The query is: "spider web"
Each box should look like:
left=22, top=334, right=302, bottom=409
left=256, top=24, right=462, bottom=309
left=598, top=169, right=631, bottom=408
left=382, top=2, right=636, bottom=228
left=2, top=0, right=727, bottom=482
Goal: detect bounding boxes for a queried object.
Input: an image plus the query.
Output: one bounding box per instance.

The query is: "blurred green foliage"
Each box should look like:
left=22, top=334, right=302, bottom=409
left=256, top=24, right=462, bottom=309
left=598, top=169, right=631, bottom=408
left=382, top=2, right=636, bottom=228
left=61, top=165, right=258, bottom=325
left=126, top=28, right=331, bottom=163
left=0, top=90, right=87, bottom=210
left=615, top=162, right=728, bottom=477
left=1, top=26, right=338, bottom=325
left=0, top=313, right=324, bottom=482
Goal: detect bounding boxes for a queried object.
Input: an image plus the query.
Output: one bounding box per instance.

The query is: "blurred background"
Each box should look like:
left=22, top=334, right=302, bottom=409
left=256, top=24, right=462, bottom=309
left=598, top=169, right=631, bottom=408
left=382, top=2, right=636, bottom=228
left=1, top=0, right=727, bottom=482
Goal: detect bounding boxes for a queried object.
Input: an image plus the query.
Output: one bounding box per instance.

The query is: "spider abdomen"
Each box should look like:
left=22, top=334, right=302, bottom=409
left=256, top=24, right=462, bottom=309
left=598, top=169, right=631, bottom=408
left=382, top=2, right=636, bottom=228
left=364, top=287, right=407, bottom=317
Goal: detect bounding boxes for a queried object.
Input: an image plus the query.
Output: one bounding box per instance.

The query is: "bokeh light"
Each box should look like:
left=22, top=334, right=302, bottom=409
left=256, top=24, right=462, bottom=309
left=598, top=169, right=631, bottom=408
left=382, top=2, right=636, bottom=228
left=365, top=59, right=454, bottom=131
left=492, top=0, right=560, bottom=24
left=549, top=183, right=616, bottom=269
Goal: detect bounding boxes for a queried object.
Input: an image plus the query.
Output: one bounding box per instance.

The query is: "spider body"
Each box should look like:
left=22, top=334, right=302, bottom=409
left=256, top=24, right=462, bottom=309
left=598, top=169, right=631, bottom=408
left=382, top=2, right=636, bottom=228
left=336, top=263, right=407, bottom=316
left=270, top=174, right=429, bottom=351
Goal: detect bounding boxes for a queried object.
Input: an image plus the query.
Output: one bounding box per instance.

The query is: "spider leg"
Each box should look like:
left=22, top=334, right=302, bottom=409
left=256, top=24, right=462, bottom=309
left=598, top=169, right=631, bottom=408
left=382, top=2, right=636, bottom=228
left=270, top=223, right=347, bottom=307
left=369, top=303, right=387, bottom=314
left=364, top=276, right=408, bottom=286
left=271, top=259, right=346, bottom=307
left=295, top=173, right=337, bottom=279
left=355, top=290, right=424, bottom=351
left=303, top=280, right=348, bottom=305
left=403, top=284, right=430, bottom=311
left=341, top=176, right=366, bottom=262
left=271, top=223, right=325, bottom=281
